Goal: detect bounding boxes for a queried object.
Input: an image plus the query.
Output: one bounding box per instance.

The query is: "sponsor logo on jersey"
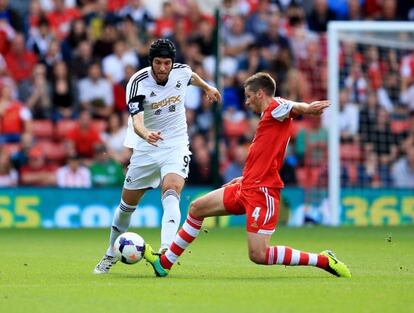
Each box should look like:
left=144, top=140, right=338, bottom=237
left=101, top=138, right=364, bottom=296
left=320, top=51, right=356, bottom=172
left=150, top=91, right=157, bottom=97
left=151, top=95, right=182, bottom=109
left=175, top=80, right=182, bottom=89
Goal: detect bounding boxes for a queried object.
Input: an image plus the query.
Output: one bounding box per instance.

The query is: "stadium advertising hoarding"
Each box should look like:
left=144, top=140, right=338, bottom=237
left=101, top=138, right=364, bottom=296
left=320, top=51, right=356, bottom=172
left=0, top=187, right=412, bottom=228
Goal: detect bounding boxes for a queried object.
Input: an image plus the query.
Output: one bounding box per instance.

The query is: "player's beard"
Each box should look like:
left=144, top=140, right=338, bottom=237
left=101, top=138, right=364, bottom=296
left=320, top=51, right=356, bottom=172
left=152, top=68, right=172, bottom=84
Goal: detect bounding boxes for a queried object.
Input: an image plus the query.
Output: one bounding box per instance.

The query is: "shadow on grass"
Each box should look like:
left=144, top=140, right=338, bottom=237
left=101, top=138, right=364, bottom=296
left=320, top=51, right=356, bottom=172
left=99, top=272, right=331, bottom=281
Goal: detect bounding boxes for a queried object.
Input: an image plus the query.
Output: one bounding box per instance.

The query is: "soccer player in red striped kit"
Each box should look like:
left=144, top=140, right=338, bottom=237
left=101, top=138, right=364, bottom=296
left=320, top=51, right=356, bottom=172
left=144, top=72, right=351, bottom=278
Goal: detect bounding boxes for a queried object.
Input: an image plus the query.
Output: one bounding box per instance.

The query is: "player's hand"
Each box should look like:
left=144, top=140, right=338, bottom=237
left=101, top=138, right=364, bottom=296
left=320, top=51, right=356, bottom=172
left=222, top=176, right=243, bottom=187
left=145, top=131, right=163, bottom=147
left=307, top=100, right=330, bottom=116
left=205, top=86, right=222, bottom=104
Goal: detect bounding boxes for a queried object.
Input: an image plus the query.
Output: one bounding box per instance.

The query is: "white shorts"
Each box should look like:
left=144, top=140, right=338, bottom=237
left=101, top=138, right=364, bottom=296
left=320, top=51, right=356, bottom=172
left=123, top=147, right=191, bottom=190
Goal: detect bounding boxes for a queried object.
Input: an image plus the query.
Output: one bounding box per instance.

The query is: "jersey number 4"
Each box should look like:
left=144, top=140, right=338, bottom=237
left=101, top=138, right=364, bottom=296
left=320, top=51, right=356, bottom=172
left=252, top=207, right=261, bottom=221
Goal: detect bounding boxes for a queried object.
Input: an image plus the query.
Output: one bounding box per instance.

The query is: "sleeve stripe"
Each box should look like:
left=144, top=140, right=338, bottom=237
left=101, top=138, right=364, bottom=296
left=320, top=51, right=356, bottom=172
left=130, top=74, right=148, bottom=100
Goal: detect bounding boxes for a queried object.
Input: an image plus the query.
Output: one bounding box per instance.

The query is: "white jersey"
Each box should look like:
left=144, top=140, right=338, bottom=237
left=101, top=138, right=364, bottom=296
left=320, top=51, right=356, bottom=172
left=124, top=64, right=193, bottom=152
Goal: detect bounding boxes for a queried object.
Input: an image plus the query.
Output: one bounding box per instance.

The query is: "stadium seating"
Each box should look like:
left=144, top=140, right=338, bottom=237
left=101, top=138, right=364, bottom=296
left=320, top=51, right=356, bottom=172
left=37, top=140, right=67, bottom=163
left=340, top=143, right=362, bottom=162
left=32, top=120, right=54, bottom=139
left=56, top=120, right=77, bottom=138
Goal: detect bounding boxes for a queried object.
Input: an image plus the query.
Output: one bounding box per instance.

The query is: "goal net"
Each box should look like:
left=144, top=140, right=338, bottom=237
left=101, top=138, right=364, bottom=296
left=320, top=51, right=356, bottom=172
left=326, top=22, right=414, bottom=226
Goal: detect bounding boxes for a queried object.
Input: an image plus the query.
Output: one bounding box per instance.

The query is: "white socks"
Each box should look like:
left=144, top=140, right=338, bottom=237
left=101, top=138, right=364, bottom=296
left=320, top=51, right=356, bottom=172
left=160, top=189, right=181, bottom=251
left=106, top=200, right=136, bottom=257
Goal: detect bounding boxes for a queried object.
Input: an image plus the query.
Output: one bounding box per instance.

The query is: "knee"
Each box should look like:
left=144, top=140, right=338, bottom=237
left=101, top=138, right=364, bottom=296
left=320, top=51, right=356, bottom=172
left=248, top=248, right=267, bottom=265
left=162, top=185, right=181, bottom=195
left=189, top=200, right=203, bottom=219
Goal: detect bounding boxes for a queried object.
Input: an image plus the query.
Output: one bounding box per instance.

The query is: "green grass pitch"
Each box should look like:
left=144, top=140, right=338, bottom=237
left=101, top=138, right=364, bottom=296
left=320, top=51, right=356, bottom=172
left=1, top=226, right=413, bottom=313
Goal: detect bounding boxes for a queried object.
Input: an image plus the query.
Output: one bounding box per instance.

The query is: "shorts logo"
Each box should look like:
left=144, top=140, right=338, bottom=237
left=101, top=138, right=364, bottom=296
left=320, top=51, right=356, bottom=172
left=175, top=80, right=182, bottom=89
left=250, top=222, right=258, bottom=228
left=126, top=176, right=132, bottom=183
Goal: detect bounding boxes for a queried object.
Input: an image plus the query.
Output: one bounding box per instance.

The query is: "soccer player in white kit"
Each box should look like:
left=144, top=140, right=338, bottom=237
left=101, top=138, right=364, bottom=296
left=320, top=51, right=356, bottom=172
left=94, top=39, right=221, bottom=274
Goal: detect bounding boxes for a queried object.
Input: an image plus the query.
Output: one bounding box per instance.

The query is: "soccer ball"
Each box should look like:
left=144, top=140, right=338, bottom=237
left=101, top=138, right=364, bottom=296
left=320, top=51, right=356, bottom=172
left=113, top=232, right=145, bottom=264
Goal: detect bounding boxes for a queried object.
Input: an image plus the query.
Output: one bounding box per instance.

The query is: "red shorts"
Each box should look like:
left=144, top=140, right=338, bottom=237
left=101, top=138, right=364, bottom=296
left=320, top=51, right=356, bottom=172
left=223, top=183, right=280, bottom=234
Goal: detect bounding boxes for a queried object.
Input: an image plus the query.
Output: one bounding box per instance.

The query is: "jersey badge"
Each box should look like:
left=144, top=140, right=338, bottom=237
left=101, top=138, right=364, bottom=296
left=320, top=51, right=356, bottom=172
left=150, top=91, right=157, bottom=97
left=175, top=80, right=182, bottom=89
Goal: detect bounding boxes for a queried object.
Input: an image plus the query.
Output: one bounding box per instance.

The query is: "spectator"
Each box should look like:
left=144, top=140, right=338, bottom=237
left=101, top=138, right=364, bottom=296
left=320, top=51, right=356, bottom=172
left=154, top=2, right=175, bottom=38
left=237, top=44, right=268, bottom=82
left=188, top=146, right=215, bottom=185
left=400, top=112, right=414, bottom=153
left=295, top=116, right=328, bottom=166
left=26, top=17, right=53, bottom=59
left=69, top=40, right=96, bottom=80
left=391, top=145, right=414, bottom=188
left=378, top=72, right=399, bottom=112
left=223, top=144, right=247, bottom=183
left=66, top=110, right=102, bottom=159
left=4, top=33, right=38, bottom=85
left=246, top=0, right=273, bottom=36
left=56, top=154, right=91, bottom=188
left=24, top=0, right=45, bottom=36
left=0, top=0, right=23, bottom=32
left=338, top=89, right=359, bottom=143
left=118, top=0, right=154, bottom=33
left=41, top=38, right=63, bottom=79
left=379, top=0, right=401, bottom=21
left=280, top=68, right=310, bottom=102
left=222, top=15, right=255, bottom=61
left=101, top=113, right=130, bottom=164
left=189, top=18, right=215, bottom=57
left=19, top=63, right=51, bottom=119
left=50, top=60, right=78, bottom=120
left=307, top=0, right=336, bottom=32
left=0, top=81, right=32, bottom=143
left=102, top=39, right=139, bottom=83
left=359, top=90, right=378, bottom=142
left=89, top=144, right=124, bottom=187
left=46, top=0, right=81, bottom=40
left=366, top=108, right=398, bottom=166
left=92, top=22, right=118, bottom=59
left=344, top=62, right=368, bottom=104
left=84, top=0, right=118, bottom=41
left=10, top=132, right=35, bottom=170
left=113, top=64, right=136, bottom=112
left=357, top=151, right=391, bottom=187
left=61, top=18, right=88, bottom=60
left=78, top=62, right=113, bottom=118
left=195, top=92, right=214, bottom=135
left=0, top=150, right=18, bottom=187
left=297, top=36, right=326, bottom=101
left=20, top=146, right=57, bottom=186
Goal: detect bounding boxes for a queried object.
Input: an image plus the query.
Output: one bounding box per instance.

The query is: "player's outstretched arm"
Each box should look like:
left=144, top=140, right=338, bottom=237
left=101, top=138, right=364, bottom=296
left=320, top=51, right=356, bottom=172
left=291, top=100, right=330, bottom=116
left=132, top=113, right=163, bottom=147
left=190, top=72, right=222, bottom=104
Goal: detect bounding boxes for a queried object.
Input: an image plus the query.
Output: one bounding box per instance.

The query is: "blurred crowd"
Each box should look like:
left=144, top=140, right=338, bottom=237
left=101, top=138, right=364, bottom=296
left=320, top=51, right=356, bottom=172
left=0, top=0, right=413, bottom=189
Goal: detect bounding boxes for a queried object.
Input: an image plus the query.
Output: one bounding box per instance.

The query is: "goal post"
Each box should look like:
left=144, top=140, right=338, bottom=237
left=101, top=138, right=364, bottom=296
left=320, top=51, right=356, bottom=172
left=327, top=21, right=414, bottom=226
